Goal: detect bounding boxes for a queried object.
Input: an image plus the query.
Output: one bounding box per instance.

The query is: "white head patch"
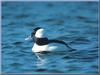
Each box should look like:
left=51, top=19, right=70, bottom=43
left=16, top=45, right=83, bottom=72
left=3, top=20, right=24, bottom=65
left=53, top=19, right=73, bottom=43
left=35, top=28, right=45, bottom=38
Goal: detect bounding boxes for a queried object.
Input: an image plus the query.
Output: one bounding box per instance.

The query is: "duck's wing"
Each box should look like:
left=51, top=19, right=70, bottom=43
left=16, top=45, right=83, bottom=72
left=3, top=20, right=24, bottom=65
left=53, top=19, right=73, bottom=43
left=48, top=39, right=73, bottom=49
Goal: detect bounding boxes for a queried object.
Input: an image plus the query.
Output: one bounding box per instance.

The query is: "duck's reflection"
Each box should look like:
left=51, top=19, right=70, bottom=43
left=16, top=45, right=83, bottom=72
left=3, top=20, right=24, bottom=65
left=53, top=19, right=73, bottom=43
left=34, top=53, right=47, bottom=67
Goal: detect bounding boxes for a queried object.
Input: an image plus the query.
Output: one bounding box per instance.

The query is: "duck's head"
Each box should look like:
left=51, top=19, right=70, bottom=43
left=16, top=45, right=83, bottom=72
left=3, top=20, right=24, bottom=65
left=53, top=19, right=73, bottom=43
left=25, top=27, right=45, bottom=40
left=31, top=27, right=45, bottom=38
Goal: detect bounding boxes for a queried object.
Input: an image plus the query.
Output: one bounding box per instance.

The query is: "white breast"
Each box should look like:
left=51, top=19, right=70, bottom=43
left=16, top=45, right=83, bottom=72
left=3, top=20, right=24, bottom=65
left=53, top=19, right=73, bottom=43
left=32, top=43, right=67, bottom=53
left=32, top=43, right=49, bottom=52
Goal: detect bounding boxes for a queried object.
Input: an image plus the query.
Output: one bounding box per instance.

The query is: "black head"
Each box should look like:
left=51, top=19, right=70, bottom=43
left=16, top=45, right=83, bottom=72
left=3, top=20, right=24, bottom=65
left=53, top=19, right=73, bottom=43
left=31, top=27, right=42, bottom=38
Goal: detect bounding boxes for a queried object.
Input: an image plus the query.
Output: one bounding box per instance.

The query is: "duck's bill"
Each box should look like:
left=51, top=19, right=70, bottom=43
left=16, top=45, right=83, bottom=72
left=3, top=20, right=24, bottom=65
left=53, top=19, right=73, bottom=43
left=25, top=35, right=32, bottom=40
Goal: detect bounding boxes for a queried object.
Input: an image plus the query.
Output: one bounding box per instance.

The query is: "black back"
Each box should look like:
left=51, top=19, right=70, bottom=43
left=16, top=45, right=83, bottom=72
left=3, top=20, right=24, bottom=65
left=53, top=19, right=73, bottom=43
left=35, top=37, right=48, bottom=45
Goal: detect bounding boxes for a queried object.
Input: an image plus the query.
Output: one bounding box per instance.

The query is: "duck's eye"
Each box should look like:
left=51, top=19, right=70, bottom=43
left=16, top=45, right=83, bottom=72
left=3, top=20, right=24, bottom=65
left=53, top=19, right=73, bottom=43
left=31, top=31, right=35, bottom=38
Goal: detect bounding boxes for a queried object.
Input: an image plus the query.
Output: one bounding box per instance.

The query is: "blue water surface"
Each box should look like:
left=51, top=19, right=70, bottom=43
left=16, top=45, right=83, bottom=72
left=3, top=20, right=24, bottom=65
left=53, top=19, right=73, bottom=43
left=2, top=2, right=98, bottom=74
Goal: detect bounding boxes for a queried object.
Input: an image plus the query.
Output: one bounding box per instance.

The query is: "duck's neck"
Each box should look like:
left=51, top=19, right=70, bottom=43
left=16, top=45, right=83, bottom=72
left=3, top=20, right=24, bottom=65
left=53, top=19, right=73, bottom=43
left=34, top=37, right=48, bottom=46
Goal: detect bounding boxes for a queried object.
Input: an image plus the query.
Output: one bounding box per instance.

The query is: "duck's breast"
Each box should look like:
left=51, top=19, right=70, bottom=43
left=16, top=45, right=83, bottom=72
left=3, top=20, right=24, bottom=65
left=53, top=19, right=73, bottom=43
left=32, top=43, right=48, bottom=52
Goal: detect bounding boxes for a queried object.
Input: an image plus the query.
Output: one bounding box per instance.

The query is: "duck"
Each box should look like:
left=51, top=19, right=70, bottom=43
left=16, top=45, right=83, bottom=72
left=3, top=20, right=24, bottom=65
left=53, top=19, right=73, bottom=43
left=25, top=27, right=74, bottom=53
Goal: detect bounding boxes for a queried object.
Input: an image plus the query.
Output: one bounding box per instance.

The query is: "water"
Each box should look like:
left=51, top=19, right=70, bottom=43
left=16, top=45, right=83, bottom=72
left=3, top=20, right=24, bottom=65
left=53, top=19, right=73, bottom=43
left=2, top=2, right=98, bottom=74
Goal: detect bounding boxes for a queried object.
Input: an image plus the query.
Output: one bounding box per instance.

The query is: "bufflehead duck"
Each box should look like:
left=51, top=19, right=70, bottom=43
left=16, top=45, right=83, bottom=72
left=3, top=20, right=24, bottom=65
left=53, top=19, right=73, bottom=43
left=25, top=27, right=74, bottom=53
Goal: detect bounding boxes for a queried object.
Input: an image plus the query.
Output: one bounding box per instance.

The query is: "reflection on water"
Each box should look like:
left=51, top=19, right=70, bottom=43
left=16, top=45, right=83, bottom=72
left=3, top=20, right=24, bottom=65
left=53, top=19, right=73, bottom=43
left=35, top=58, right=47, bottom=68
left=2, top=2, right=98, bottom=74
